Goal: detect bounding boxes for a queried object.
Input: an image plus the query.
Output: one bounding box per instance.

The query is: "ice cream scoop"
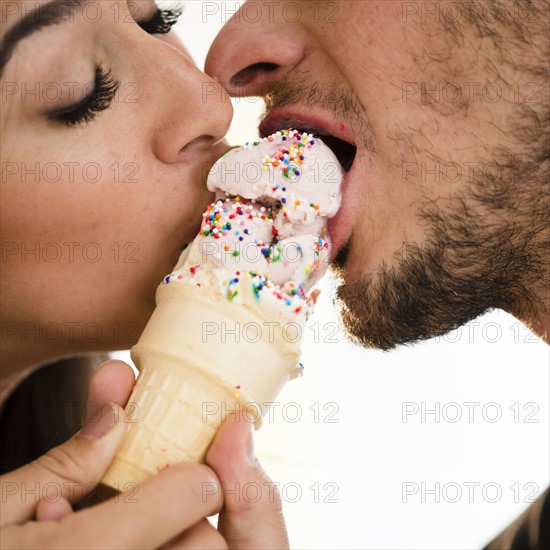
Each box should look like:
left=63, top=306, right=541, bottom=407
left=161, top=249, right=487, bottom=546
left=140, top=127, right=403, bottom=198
left=172, top=128, right=344, bottom=312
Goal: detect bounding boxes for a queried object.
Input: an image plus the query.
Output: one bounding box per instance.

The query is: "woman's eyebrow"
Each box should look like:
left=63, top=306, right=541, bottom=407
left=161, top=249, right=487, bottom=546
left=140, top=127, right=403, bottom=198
left=0, top=0, right=89, bottom=79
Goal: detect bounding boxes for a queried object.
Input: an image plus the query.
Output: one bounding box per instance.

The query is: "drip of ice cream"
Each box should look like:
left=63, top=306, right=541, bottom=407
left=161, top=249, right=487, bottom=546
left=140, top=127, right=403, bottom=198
left=163, top=129, right=344, bottom=324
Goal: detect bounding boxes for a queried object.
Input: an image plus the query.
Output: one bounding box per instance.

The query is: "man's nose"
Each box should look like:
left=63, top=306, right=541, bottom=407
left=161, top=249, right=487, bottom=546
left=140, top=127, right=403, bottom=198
left=205, top=2, right=307, bottom=97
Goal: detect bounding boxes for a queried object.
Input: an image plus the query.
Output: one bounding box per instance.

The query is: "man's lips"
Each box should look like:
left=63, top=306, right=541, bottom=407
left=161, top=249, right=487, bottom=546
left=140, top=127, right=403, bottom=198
left=259, top=107, right=358, bottom=260
left=259, top=108, right=357, bottom=147
left=327, top=161, right=357, bottom=261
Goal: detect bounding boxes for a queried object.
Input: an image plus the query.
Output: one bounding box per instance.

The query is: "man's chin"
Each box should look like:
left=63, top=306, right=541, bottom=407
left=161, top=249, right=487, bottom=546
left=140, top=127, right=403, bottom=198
left=334, top=273, right=400, bottom=351
left=332, top=242, right=495, bottom=352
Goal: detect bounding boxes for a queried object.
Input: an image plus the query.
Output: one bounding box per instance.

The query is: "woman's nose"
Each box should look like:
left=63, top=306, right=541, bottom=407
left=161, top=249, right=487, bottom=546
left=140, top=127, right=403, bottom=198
left=146, top=41, right=233, bottom=163
left=205, top=2, right=308, bottom=97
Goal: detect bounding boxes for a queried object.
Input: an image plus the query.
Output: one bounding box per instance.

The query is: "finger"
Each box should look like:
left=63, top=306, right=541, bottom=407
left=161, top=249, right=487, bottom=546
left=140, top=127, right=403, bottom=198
left=206, top=414, right=289, bottom=550
left=0, top=402, right=127, bottom=526
left=164, top=519, right=228, bottom=550
left=59, top=462, right=224, bottom=549
left=36, top=497, right=73, bottom=522
left=86, top=359, right=136, bottom=409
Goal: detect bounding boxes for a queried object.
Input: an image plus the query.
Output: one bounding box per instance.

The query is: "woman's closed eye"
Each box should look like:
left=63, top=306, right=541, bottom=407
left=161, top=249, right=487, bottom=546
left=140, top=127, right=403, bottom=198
left=44, top=5, right=184, bottom=128
left=46, top=67, right=119, bottom=127
left=40, top=5, right=183, bottom=127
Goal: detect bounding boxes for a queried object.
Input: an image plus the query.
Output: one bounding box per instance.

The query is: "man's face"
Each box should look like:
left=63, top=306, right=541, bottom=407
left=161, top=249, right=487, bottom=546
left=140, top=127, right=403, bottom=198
left=206, top=0, right=549, bottom=349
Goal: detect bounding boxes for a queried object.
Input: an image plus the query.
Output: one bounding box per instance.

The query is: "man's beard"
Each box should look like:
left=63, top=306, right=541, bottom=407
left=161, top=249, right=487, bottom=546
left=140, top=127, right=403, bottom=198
left=264, top=3, right=549, bottom=351
left=333, top=173, right=549, bottom=350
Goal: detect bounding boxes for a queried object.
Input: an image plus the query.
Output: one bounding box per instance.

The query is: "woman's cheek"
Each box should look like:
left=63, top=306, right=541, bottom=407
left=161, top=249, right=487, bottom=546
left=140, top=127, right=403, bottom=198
left=1, top=155, right=160, bottom=351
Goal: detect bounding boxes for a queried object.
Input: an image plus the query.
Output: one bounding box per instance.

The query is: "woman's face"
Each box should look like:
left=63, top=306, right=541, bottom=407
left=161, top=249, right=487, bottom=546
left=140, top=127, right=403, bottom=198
left=1, top=0, right=232, bottom=364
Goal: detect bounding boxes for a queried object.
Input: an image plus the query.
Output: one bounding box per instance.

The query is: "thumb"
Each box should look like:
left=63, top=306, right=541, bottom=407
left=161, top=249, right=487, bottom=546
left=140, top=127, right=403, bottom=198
left=206, top=413, right=289, bottom=550
left=1, top=401, right=127, bottom=526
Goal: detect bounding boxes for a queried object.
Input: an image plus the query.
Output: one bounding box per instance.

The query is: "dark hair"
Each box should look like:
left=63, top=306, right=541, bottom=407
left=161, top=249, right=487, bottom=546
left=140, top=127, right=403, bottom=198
left=0, top=354, right=108, bottom=474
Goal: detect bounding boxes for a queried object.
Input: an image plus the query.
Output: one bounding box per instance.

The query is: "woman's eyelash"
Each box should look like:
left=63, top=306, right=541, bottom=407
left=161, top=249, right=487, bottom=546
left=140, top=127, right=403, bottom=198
left=138, top=6, right=184, bottom=35
left=48, top=67, right=119, bottom=127
left=44, top=5, right=183, bottom=127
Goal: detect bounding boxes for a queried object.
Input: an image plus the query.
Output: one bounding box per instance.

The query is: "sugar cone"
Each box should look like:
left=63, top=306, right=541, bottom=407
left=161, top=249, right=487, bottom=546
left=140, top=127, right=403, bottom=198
left=101, top=282, right=301, bottom=489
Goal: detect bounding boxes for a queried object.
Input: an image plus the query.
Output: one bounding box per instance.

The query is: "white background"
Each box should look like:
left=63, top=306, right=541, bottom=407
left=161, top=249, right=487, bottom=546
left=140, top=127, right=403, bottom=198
left=117, top=2, right=549, bottom=548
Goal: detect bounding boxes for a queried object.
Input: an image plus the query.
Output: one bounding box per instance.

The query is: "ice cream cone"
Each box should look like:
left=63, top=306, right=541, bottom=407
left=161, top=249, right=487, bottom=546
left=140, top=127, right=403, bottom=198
left=101, top=282, right=301, bottom=489
left=101, top=129, right=344, bottom=490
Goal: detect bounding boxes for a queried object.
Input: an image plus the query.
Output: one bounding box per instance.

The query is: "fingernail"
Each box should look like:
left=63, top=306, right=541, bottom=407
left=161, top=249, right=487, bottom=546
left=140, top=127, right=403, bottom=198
left=79, top=403, right=118, bottom=439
